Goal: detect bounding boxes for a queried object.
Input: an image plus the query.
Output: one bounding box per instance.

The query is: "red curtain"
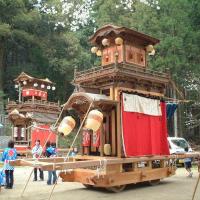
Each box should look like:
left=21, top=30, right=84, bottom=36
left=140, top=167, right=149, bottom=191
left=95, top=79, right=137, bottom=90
left=31, top=125, right=56, bottom=149
left=122, top=100, right=169, bottom=157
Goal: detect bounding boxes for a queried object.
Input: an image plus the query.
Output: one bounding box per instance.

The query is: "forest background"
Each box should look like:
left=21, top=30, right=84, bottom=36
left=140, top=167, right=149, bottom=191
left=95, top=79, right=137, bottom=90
left=0, top=0, right=200, bottom=141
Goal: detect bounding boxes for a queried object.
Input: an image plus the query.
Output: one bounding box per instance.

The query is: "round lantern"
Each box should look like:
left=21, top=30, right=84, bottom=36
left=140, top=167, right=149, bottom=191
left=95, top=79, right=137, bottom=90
left=23, top=80, right=27, bottom=85
left=84, top=109, right=103, bottom=132
left=96, top=50, right=102, bottom=57
left=148, top=49, right=156, bottom=56
left=58, top=116, right=76, bottom=136
left=33, top=83, right=38, bottom=87
left=41, top=84, right=45, bottom=89
left=91, top=47, right=98, bottom=54
left=102, top=38, right=110, bottom=46
left=115, top=37, right=123, bottom=45
left=146, top=44, right=154, bottom=52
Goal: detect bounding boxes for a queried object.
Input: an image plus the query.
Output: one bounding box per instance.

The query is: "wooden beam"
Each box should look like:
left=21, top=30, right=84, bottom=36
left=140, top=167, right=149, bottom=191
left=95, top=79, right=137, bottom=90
left=100, top=124, right=104, bottom=157
left=116, top=95, right=122, bottom=158
left=111, top=109, right=116, bottom=156
left=9, top=153, right=200, bottom=171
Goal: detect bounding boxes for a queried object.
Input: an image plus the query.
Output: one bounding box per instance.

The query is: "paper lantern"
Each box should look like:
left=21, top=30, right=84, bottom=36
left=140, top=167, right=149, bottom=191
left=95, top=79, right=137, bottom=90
left=84, top=110, right=103, bottom=132
left=58, top=116, right=76, bottom=136
left=102, top=38, right=110, bottom=46
left=33, top=83, right=38, bottom=87
left=91, top=47, right=98, bottom=53
left=96, top=50, right=102, bottom=57
left=115, top=37, right=123, bottom=45
left=104, top=144, right=111, bottom=155
left=21, top=128, right=25, bottom=137
left=23, top=80, right=27, bottom=85
left=41, top=84, right=45, bottom=88
left=52, top=86, right=56, bottom=90
left=146, top=44, right=154, bottom=52
left=13, top=127, right=18, bottom=137
left=148, top=49, right=156, bottom=56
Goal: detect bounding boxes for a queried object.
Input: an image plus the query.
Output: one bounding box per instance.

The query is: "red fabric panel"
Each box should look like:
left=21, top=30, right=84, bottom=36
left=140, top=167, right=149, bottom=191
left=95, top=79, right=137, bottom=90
left=22, top=89, right=47, bottom=100
left=122, top=100, right=169, bottom=157
left=31, top=125, right=57, bottom=149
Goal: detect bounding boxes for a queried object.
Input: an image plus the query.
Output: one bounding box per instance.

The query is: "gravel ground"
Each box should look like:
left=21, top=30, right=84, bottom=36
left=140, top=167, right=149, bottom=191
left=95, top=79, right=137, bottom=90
left=0, top=167, right=199, bottom=200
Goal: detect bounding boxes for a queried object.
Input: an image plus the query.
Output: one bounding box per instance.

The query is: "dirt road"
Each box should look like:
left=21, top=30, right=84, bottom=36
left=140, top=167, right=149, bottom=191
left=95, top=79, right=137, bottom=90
left=0, top=167, right=199, bottom=200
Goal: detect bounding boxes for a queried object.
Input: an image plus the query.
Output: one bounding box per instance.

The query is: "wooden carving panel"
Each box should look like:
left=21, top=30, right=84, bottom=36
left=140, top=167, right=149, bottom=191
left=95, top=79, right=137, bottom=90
left=125, top=45, right=146, bottom=67
left=102, top=46, right=123, bottom=66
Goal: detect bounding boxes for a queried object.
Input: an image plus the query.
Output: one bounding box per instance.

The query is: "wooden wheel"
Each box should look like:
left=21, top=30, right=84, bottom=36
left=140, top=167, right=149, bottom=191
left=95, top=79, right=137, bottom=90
left=149, top=179, right=160, bottom=186
left=106, top=185, right=126, bottom=193
left=82, top=184, right=93, bottom=189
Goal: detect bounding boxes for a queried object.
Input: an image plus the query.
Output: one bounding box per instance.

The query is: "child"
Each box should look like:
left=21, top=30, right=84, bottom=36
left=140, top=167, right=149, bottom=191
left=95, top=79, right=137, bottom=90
left=184, top=147, right=193, bottom=177
left=46, top=142, right=57, bottom=185
left=69, top=147, right=78, bottom=157
left=32, top=140, right=44, bottom=181
left=0, top=169, right=5, bottom=186
left=1, top=140, right=17, bottom=189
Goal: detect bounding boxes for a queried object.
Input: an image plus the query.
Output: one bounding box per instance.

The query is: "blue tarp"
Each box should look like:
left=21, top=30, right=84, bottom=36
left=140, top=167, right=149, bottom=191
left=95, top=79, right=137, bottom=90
left=166, top=103, right=178, bottom=119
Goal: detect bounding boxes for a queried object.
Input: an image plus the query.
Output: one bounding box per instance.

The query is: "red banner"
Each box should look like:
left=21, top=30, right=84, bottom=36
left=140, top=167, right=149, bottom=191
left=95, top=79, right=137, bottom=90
left=92, top=130, right=100, bottom=147
left=22, top=89, right=47, bottom=99
left=82, top=129, right=91, bottom=147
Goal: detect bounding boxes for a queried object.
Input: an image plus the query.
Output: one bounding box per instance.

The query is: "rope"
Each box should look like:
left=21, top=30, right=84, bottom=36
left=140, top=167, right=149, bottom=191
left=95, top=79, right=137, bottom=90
left=64, top=101, right=93, bottom=162
left=21, top=131, right=53, bottom=197
left=20, top=98, right=68, bottom=197
left=170, top=79, right=185, bottom=100
left=192, top=173, right=200, bottom=200
left=47, top=101, right=93, bottom=200
left=96, top=158, right=107, bottom=179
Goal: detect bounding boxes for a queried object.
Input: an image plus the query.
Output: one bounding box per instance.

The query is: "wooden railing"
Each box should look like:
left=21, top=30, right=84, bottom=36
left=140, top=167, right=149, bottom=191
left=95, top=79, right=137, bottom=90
left=74, top=63, right=169, bottom=81
left=7, top=99, right=59, bottom=107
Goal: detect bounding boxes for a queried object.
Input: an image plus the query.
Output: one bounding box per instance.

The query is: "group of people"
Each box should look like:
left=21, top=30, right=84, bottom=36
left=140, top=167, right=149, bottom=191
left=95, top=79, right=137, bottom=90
left=32, top=140, right=58, bottom=185
left=0, top=139, right=61, bottom=189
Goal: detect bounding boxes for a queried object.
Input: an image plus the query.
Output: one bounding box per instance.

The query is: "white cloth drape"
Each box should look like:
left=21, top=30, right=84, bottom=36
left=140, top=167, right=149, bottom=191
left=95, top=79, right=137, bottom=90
left=122, top=93, right=162, bottom=116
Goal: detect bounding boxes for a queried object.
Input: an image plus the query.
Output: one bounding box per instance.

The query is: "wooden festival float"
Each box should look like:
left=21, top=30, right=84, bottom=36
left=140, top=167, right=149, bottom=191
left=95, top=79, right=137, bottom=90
left=6, top=72, right=60, bottom=152
left=10, top=25, right=200, bottom=193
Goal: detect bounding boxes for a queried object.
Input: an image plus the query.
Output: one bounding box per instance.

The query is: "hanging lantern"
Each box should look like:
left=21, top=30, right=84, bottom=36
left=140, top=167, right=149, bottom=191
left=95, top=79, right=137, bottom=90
left=13, top=127, right=18, bottom=137
left=41, top=84, right=45, bottom=88
left=146, top=44, right=154, bottom=52
left=115, top=37, right=123, bottom=45
left=102, top=38, right=110, bottom=46
left=47, top=85, right=51, bottom=90
left=96, top=50, right=102, bottom=57
left=91, top=47, right=98, bottom=54
left=23, top=80, right=27, bottom=85
left=58, top=116, right=76, bottom=136
left=33, top=83, right=38, bottom=87
left=148, top=49, right=156, bottom=56
left=21, top=128, right=25, bottom=137
left=84, top=110, right=103, bottom=132
left=52, top=86, right=56, bottom=91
